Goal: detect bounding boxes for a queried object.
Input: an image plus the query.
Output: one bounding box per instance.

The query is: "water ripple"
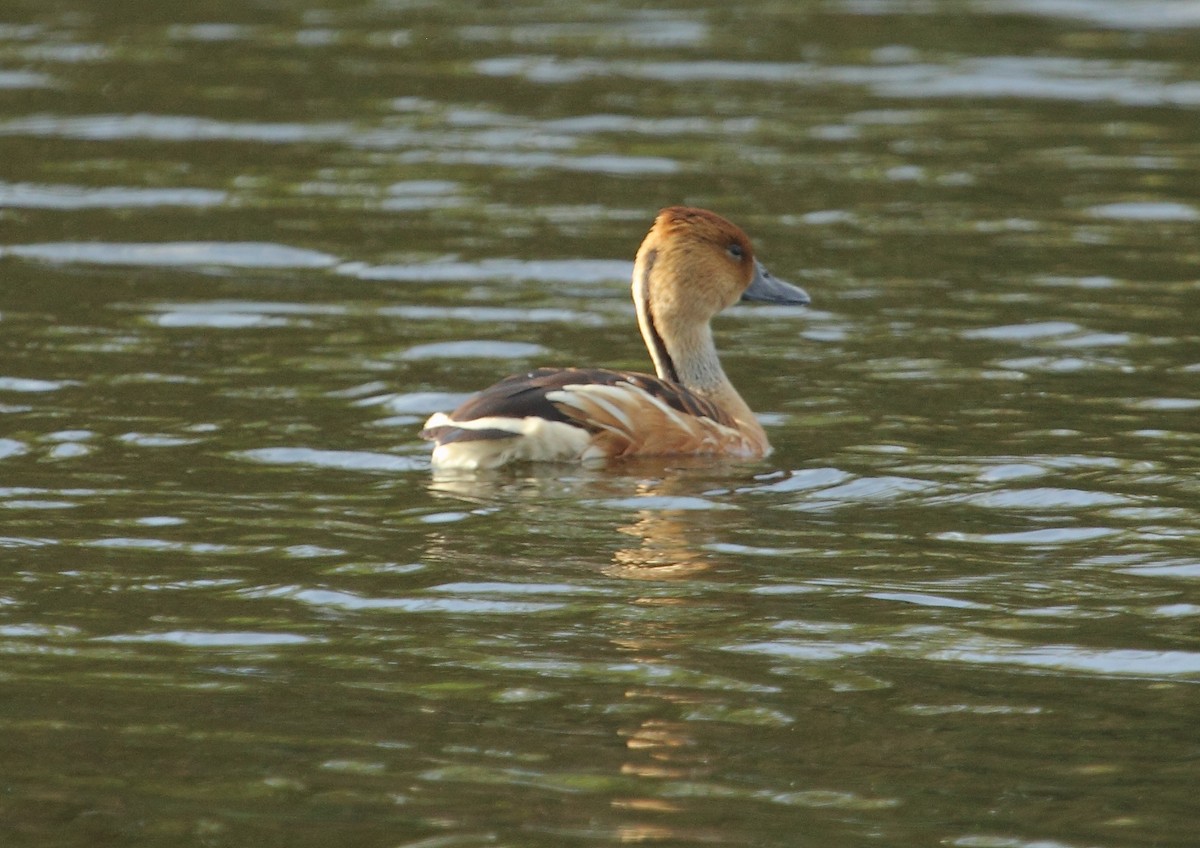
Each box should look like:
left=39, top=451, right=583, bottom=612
left=788, top=476, right=938, bottom=510
left=733, top=627, right=1200, bottom=680
left=98, top=631, right=316, bottom=647
left=0, top=181, right=227, bottom=209
left=458, top=16, right=707, bottom=48
left=399, top=341, right=548, bottom=361
left=962, top=321, right=1082, bottom=341
left=0, top=439, right=30, bottom=460
left=343, top=258, right=630, bottom=284
left=2, top=241, right=339, bottom=269
left=232, top=447, right=425, bottom=473
left=379, top=305, right=604, bottom=326
left=0, top=376, right=76, bottom=392
left=964, top=488, right=1131, bottom=509
left=0, top=69, right=53, bottom=88
left=988, top=0, right=1200, bottom=30
left=0, top=112, right=353, bottom=143
left=254, top=587, right=564, bottom=615
left=930, top=642, right=1200, bottom=677
left=476, top=55, right=1200, bottom=107
left=936, top=527, right=1118, bottom=545
left=595, top=495, right=737, bottom=511
left=1086, top=201, right=1200, bottom=221
left=431, top=581, right=607, bottom=596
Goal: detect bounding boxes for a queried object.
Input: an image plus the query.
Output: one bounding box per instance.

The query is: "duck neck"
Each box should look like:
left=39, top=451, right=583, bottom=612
left=633, top=252, right=764, bottom=442
left=665, top=323, right=760, bottom=431
left=633, top=248, right=679, bottom=384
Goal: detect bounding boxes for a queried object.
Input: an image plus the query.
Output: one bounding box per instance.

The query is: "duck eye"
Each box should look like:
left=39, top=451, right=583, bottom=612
left=727, top=243, right=745, bottom=260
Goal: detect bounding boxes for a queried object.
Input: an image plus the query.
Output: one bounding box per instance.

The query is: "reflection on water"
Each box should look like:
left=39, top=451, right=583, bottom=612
left=2, top=0, right=1199, bottom=845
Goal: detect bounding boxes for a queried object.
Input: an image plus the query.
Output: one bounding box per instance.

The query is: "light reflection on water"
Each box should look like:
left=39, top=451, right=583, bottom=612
left=475, top=53, right=1200, bottom=106
left=1, top=0, right=1198, bottom=845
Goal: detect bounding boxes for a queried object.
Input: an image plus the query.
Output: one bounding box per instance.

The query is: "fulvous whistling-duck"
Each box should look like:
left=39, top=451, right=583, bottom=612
left=420, top=206, right=810, bottom=469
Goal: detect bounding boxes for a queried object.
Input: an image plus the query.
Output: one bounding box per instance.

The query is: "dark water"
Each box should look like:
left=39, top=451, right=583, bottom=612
left=2, top=1, right=1199, bottom=846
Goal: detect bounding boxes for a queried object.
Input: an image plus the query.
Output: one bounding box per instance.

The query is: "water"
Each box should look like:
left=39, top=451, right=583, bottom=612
left=2, top=1, right=1198, bottom=846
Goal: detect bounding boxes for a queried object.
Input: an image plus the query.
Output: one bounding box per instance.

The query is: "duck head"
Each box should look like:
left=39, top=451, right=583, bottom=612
left=631, top=207, right=809, bottom=385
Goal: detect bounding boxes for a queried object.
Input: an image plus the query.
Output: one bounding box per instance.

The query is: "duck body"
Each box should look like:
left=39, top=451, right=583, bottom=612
left=420, top=207, right=810, bottom=470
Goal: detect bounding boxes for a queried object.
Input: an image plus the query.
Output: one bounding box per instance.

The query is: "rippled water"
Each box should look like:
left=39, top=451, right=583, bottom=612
left=2, top=1, right=1198, bottom=846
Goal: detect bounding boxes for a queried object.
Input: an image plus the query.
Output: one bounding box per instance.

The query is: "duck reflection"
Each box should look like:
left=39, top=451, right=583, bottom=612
left=607, top=506, right=714, bottom=580
left=422, top=460, right=763, bottom=844
left=425, top=456, right=742, bottom=579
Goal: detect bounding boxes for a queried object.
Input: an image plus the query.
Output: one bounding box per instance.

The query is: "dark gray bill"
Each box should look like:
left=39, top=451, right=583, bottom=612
left=741, top=260, right=811, bottom=305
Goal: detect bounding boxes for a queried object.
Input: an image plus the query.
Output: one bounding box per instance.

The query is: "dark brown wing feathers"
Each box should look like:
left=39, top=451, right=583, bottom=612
left=419, top=425, right=520, bottom=443
left=420, top=367, right=736, bottom=445
left=442, top=369, right=580, bottom=426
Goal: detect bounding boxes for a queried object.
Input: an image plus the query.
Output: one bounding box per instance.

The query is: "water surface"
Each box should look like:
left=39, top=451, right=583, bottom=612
left=1, top=1, right=1198, bottom=846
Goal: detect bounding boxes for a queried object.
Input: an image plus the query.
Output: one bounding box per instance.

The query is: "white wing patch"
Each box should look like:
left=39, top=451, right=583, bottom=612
left=423, top=412, right=591, bottom=470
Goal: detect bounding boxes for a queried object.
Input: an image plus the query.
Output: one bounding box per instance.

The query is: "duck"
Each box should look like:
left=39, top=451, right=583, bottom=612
left=420, top=206, right=810, bottom=470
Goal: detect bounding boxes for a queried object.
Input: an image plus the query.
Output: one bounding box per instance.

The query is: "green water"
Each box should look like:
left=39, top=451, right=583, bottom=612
left=1, top=1, right=1198, bottom=846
